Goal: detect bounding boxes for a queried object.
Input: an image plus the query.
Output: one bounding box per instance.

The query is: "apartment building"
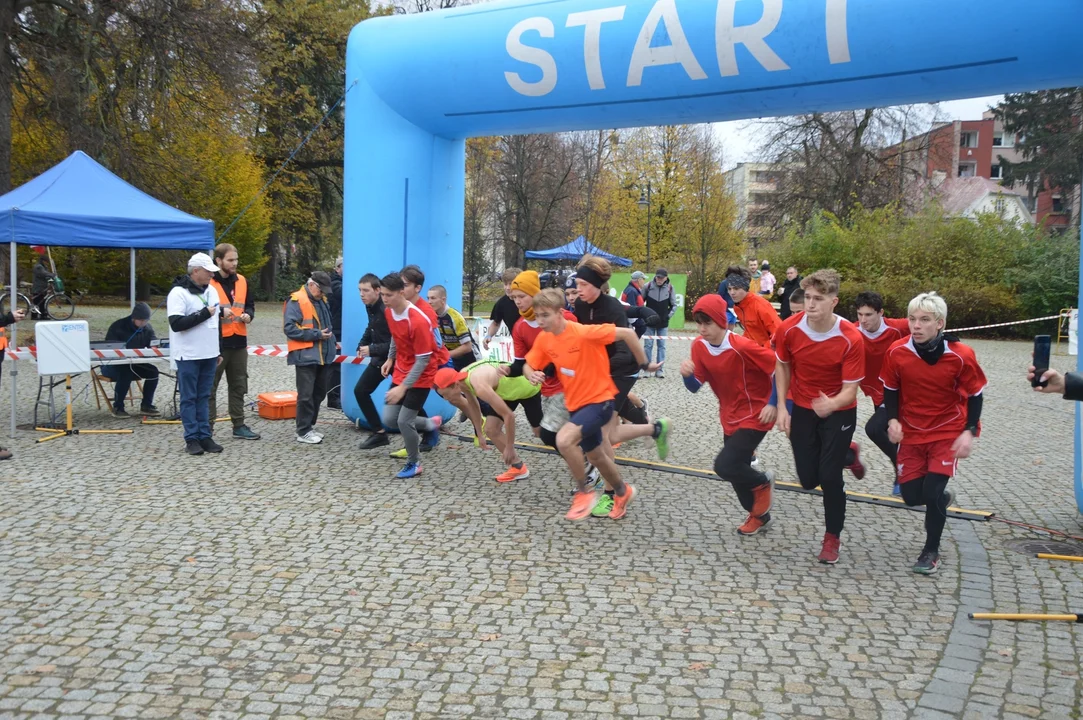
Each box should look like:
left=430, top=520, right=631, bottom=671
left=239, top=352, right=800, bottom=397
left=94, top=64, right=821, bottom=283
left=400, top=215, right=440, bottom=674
left=723, top=162, right=785, bottom=248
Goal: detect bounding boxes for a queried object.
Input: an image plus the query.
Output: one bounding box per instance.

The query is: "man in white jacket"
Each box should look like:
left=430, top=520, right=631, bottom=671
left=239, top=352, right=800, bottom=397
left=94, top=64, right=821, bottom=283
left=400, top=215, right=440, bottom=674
left=167, top=253, right=225, bottom=456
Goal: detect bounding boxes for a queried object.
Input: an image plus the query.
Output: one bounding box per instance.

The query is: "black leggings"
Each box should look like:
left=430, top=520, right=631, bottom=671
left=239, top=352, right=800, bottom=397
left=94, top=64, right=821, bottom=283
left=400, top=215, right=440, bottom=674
left=613, top=375, right=649, bottom=424
left=900, top=473, right=950, bottom=554
left=540, top=427, right=558, bottom=449
left=865, top=403, right=897, bottom=467
left=789, top=405, right=857, bottom=536
left=714, top=430, right=769, bottom=512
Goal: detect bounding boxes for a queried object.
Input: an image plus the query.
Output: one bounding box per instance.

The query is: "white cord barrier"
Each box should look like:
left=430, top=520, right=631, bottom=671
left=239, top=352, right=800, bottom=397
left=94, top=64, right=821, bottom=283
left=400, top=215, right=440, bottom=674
left=4, top=313, right=1069, bottom=362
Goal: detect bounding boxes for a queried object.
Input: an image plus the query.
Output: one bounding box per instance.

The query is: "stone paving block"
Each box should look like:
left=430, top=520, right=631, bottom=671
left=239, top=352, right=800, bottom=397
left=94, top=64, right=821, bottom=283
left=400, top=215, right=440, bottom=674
left=1, top=327, right=1081, bottom=719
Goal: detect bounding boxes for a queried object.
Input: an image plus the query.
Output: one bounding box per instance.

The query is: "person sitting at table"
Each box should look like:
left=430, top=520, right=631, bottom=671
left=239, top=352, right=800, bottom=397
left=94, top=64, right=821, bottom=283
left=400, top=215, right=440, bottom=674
left=100, top=302, right=161, bottom=418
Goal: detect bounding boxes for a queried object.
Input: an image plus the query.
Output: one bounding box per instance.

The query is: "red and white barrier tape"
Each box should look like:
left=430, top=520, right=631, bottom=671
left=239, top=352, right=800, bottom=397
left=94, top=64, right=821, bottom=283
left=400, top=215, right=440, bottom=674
left=3, top=313, right=1069, bottom=362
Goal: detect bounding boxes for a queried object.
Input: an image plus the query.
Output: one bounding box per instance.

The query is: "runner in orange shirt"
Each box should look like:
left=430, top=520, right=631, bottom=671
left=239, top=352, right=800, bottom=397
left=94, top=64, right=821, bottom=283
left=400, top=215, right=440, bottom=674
left=524, top=289, right=669, bottom=521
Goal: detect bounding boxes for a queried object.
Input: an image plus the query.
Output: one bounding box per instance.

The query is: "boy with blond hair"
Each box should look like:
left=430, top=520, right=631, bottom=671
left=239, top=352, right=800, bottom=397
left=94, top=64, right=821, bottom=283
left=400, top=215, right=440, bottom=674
left=881, top=292, right=986, bottom=575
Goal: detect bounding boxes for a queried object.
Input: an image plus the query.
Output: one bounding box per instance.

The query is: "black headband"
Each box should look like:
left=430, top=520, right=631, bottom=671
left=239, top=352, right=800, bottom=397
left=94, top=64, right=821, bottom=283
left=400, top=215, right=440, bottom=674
left=576, top=265, right=605, bottom=288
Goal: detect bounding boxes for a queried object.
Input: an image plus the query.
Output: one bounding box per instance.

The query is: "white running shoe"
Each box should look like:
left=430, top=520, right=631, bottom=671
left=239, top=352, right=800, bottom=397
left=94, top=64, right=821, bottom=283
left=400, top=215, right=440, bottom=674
left=296, top=431, right=322, bottom=444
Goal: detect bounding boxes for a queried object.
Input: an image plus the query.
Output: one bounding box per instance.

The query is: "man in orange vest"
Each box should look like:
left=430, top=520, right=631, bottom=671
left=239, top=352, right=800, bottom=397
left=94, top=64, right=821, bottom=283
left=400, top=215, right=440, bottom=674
left=209, top=243, right=260, bottom=440
left=0, top=305, right=26, bottom=460
left=284, top=272, right=336, bottom=444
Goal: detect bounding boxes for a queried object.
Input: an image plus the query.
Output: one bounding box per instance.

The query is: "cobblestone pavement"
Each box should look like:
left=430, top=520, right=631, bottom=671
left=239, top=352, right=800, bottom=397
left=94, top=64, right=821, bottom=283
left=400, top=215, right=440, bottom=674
left=1, top=306, right=1081, bottom=719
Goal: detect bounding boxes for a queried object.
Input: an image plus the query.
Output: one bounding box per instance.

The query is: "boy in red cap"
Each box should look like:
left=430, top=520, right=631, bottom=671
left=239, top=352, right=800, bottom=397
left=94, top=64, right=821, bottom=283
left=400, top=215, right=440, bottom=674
left=681, top=295, right=779, bottom=535
left=433, top=360, right=541, bottom=482
left=524, top=289, right=667, bottom=521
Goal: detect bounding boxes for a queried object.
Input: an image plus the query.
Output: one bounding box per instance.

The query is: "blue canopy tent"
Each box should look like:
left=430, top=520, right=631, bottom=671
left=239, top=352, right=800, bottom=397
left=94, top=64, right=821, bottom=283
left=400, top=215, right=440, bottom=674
left=1, top=150, right=215, bottom=435
left=524, top=236, right=632, bottom=267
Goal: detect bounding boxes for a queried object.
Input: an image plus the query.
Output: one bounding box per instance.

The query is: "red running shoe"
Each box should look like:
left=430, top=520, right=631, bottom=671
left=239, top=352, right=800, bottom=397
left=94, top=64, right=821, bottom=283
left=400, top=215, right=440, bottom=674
left=846, top=442, right=866, bottom=480
left=818, top=532, right=841, bottom=564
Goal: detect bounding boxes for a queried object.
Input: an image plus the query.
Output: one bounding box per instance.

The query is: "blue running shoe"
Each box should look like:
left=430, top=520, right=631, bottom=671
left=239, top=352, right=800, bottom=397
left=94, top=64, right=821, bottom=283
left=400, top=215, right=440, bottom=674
left=397, top=462, right=423, bottom=479
left=892, top=482, right=901, bottom=497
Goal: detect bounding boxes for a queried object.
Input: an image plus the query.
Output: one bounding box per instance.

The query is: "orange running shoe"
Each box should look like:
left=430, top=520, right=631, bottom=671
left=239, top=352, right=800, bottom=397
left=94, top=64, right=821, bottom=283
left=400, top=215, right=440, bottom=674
left=567, top=490, right=601, bottom=521
left=495, top=464, right=531, bottom=483
left=750, top=471, right=776, bottom=517
left=737, top=513, right=772, bottom=536
left=608, top=483, right=637, bottom=519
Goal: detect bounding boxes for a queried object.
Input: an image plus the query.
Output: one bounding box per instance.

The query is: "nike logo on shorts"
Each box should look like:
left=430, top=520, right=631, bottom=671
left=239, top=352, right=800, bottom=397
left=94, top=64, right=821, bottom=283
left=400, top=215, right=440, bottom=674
left=941, top=460, right=954, bottom=466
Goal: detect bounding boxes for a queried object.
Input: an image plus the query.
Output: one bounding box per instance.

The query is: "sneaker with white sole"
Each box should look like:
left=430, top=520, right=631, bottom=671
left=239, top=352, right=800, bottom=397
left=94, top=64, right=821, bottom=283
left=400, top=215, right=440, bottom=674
left=296, top=431, right=322, bottom=444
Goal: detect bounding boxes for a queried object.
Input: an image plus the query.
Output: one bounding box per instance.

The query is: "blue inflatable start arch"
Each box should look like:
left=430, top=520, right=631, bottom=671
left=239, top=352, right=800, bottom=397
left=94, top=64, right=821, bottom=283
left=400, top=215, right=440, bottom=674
left=340, top=0, right=1083, bottom=508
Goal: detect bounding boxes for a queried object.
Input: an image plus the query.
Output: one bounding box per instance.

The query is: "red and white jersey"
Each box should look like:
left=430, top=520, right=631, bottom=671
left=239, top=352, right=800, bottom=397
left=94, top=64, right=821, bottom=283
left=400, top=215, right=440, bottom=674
left=879, top=338, right=987, bottom=444
left=386, top=302, right=440, bottom=388
left=513, top=310, right=577, bottom=397
left=774, top=313, right=865, bottom=411
left=691, top=331, right=776, bottom=434
left=404, top=296, right=449, bottom=368
left=858, top=317, right=910, bottom=406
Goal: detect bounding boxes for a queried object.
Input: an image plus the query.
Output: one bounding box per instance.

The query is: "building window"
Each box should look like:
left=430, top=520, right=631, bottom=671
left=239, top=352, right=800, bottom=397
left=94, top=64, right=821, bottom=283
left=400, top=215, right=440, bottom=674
left=960, top=132, right=978, bottom=148
left=990, top=164, right=1003, bottom=180
left=958, top=163, right=976, bottom=178
left=1052, top=196, right=1065, bottom=213
left=750, top=193, right=773, bottom=206
left=751, top=171, right=779, bottom=184
left=992, top=131, right=1014, bottom=148
left=994, top=196, right=1007, bottom=214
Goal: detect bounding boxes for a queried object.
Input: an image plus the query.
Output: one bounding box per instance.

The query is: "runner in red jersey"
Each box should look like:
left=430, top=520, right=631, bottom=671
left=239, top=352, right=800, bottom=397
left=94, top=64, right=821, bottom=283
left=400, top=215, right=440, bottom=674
left=400, top=264, right=450, bottom=368
left=852, top=291, right=912, bottom=495
left=379, top=272, right=444, bottom=479
left=774, top=269, right=865, bottom=565
left=881, top=291, right=986, bottom=575
left=681, top=295, right=779, bottom=536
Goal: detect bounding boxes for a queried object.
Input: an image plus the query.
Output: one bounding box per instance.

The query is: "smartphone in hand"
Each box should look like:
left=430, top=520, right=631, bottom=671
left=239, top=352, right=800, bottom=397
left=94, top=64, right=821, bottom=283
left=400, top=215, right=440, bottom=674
left=1032, top=335, right=1051, bottom=388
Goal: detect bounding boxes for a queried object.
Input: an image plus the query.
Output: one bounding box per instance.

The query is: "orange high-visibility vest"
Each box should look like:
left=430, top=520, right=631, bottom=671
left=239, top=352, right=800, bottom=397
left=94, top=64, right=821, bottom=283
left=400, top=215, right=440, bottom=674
left=210, top=274, right=248, bottom=338
left=0, top=334, right=7, bottom=352
left=284, top=288, right=321, bottom=353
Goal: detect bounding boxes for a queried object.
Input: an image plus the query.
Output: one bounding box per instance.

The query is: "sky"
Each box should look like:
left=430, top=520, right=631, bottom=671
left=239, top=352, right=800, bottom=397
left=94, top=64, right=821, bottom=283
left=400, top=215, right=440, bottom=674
left=714, top=95, right=1004, bottom=170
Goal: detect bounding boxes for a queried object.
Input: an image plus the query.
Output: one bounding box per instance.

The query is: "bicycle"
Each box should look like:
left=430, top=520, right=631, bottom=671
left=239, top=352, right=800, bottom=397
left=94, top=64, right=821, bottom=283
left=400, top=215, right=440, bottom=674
left=0, top=277, right=76, bottom=320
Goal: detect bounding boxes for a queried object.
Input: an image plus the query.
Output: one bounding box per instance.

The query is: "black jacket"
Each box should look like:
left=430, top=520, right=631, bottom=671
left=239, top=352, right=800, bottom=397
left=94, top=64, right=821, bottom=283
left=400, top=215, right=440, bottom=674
left=105, top=314, right=157, bottom=349
left=212, top=272, right=256, bottom=350
left=167, top=275, right=215, bottom=332
left=1064, top=372, right=1083, bottom=401
left=779, top=275, right=803, bottom=319
left=574, top=293, right=637, bottom=376
left=330, top=271, right=344, bottom=339
left=359, top=297, right=392, bottom=361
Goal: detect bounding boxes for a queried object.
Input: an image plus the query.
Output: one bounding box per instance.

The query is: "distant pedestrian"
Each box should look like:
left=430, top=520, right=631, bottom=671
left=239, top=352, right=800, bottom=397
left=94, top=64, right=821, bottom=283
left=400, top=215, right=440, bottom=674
left=168, top=253, right=224, bottom=456
left=284, top=272, right=336, bottom=444
left=758, top=262, right=776, bottom=296
left=778, top=266, right=803, bottom=319
left=643, top=268, right=677, bottom=377
left=327, top=256, right=345, bottom=409
left=208, top=243, right=260, bottom=440
left=621, top=271, right=647, bottom=307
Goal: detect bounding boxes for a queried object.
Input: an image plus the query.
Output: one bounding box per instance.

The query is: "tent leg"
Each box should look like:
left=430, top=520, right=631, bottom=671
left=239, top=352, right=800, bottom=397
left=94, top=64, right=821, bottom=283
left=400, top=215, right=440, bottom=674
left=9, top=240, right=16, bottom=438
left=130, top=248, right=136, bottom=310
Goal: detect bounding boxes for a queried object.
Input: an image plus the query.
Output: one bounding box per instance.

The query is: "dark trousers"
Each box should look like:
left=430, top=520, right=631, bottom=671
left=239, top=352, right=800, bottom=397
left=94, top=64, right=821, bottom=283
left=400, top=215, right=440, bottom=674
left=211, top=347, right=248, bottom=428
left=353, top=361, right=388, bottom=431
left=177, top=357, right=216, bottom=443
left=865, top=403, right=897, bottom=467
left=296, top=364, right=331, bottom=435
left=900, top=473, right=951, bottom=554
left=714, top=429, right=770, bottom=512
left=101, top=363, right=159, bottom=412
left=613, top=375, right=648, bottom=424
left=789, top=405, right=857, bottom=536
left=327, top=363, right=342, bottom=408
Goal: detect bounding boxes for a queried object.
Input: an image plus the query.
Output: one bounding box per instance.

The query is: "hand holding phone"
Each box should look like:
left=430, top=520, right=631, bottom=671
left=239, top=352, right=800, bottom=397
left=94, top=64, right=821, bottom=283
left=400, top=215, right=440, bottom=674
left=1032, top=334, right=1051, bottom=388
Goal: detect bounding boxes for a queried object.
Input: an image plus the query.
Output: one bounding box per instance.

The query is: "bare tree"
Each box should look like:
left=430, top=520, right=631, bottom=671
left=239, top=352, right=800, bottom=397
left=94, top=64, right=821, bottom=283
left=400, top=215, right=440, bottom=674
left=568, top=129, right=619, bottom=246
left=393, top=0, right=469, bottom=13
left=494, top=133, right=576, bottom=267
left=673, top=126, right=742, bottom=297
left=463, top=137, right=496, bottom=314
left=754, top=105, right=944, bottom=233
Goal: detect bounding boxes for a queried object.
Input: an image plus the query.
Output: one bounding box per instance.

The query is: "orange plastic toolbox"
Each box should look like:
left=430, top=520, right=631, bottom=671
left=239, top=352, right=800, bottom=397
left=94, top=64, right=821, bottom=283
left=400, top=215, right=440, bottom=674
left=258, top=391, right=298, bottom=420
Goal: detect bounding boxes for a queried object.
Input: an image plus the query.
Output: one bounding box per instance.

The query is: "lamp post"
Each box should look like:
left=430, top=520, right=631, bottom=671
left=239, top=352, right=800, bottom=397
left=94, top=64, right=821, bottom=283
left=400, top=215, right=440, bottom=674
left=637, top=180, right=652, bottom=270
